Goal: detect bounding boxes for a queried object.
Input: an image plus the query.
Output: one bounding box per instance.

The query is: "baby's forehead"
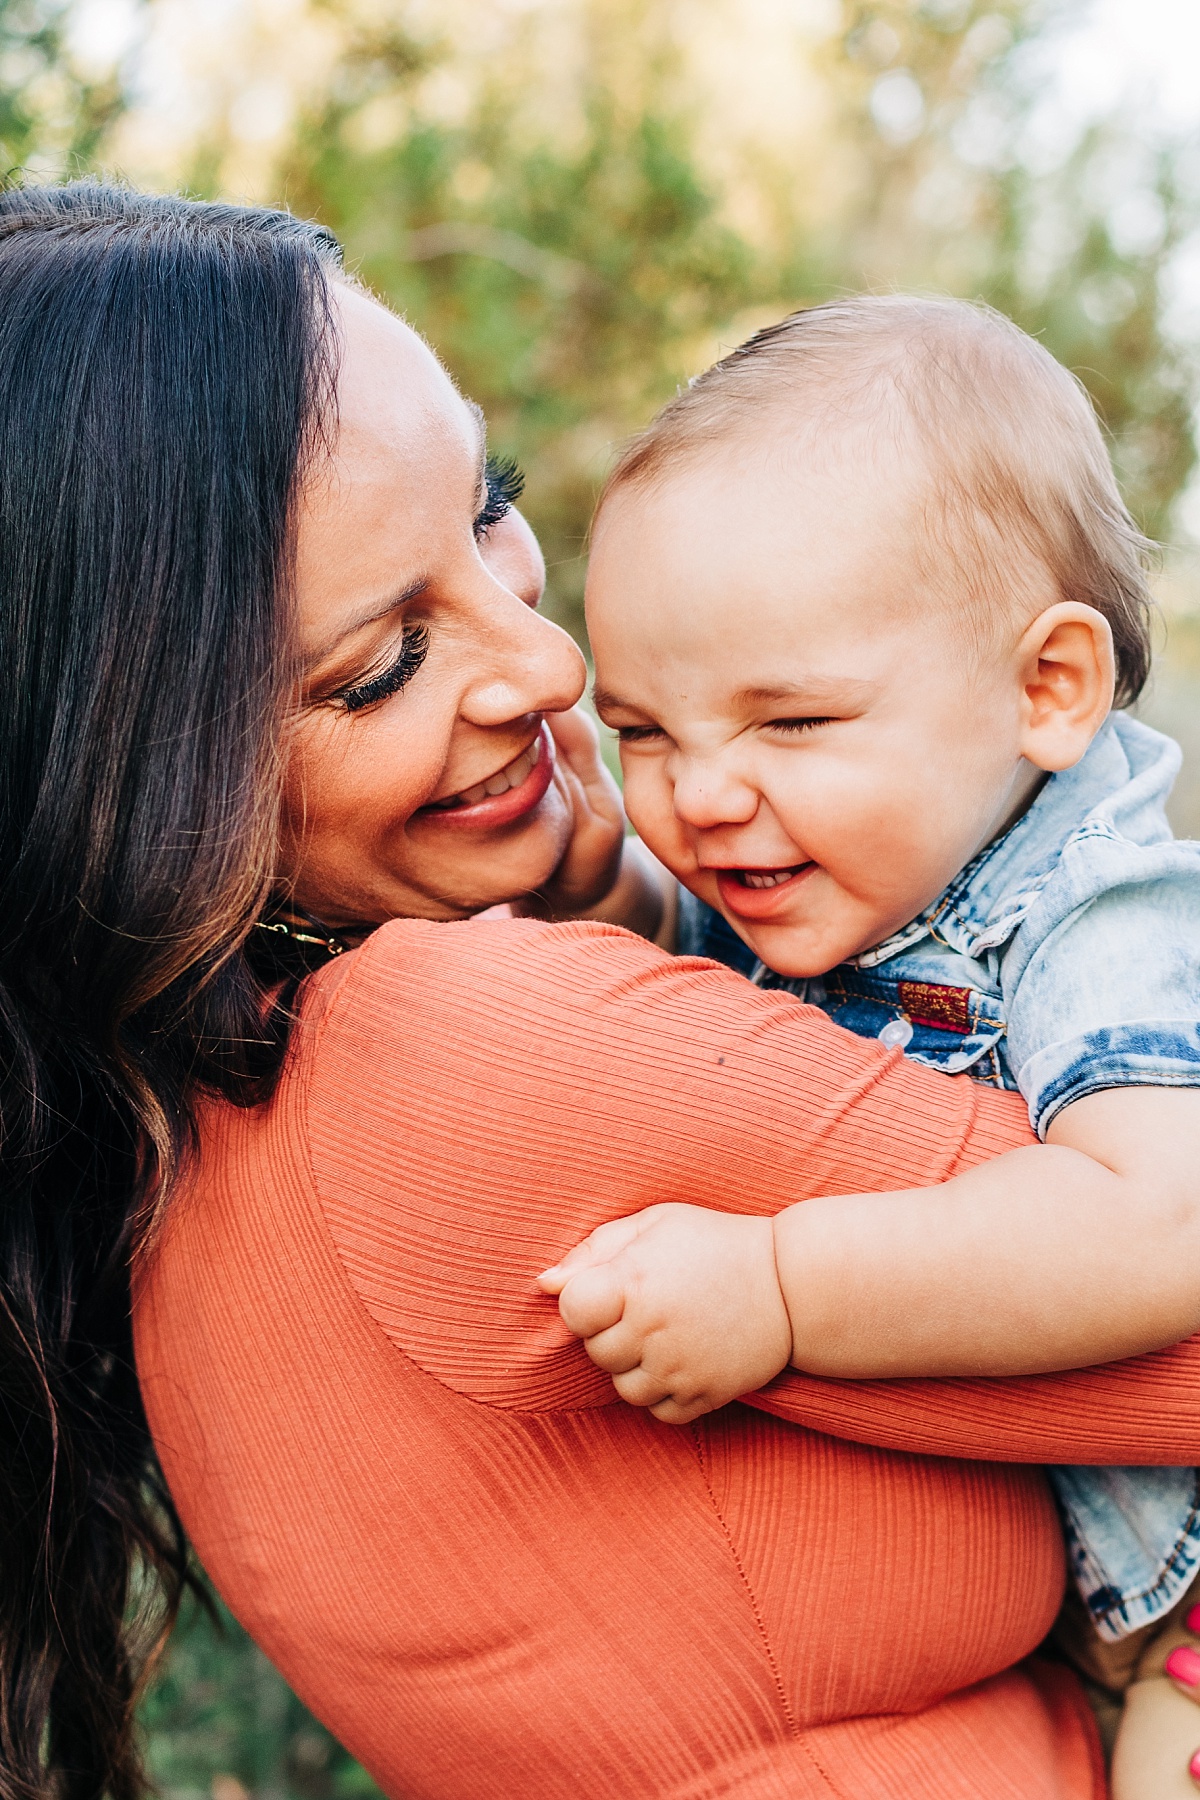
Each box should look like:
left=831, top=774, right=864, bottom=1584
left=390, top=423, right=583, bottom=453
left=593, top=422, right=1058, bottom=686
left=600, top=301, right=1081, bottom=545
left=592, top=295, right=1153, bottom=710
left=597, top=416, right=940, bottom=570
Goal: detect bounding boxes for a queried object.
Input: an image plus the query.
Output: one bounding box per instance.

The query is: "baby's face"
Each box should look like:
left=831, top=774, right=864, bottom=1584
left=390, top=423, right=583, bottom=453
left=586, top=442, right=1042, bottom=976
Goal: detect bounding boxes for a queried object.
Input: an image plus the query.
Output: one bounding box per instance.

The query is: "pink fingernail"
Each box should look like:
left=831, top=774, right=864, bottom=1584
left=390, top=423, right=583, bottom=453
left=1187, top=1604, right=1200, bottom=1635
left=1167, top=1646, right=1200, bottom=1687
left=1189, top=1747, right=1200, bottom=1786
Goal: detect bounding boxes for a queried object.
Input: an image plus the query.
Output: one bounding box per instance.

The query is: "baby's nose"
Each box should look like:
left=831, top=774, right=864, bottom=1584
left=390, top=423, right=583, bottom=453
left=671, top=757, right=759, bottom=828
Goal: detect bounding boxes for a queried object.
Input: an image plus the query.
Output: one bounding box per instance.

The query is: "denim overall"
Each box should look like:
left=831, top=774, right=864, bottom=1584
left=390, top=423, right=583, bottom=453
left=679, top=713, right=1200, bottom=1639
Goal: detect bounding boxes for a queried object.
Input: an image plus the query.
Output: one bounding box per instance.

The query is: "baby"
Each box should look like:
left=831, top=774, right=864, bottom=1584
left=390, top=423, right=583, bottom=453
left=539, top=296, right=1200, bottom=1795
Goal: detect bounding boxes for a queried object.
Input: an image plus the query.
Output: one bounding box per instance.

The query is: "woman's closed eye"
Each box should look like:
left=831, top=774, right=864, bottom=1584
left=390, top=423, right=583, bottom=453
left=336, top=623, right=431, bottom=714
left=473, top=454, right=525, bottom=539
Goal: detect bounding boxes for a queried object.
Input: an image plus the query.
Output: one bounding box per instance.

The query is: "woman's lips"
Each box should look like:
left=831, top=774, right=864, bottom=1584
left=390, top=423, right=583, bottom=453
left=414, top=723, right=556, bottom=831
left=714, top=862, right=816, bottom=920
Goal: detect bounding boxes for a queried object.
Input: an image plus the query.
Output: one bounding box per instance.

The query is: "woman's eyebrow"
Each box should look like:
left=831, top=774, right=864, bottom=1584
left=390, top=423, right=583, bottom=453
left=304, top=575, right=430, bottom=673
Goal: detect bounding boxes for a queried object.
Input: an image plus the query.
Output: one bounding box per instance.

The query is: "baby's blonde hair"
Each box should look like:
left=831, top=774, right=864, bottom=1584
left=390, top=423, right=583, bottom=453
left=600, top=295, right=1154, bottom=707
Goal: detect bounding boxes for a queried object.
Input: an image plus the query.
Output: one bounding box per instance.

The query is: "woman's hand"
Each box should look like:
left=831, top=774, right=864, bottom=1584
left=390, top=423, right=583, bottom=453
left=535, top=707, right=625, bottom=915
left=537, top=1203, right=793, bottom=1424
left=1079, top=1579, right=1200, bottom=1796
left=1155, top=1600, right=1200, bottom=1789
left=534, top=707, right=676, bottom=941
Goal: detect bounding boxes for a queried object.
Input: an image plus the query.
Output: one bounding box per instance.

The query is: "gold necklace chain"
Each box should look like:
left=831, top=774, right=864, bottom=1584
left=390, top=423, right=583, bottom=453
left=254, top=910, right=348, bottom=960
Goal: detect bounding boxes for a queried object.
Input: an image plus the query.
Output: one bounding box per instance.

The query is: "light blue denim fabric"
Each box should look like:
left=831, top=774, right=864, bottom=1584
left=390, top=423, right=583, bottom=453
left=677, top=713, right=1200, bottom=1639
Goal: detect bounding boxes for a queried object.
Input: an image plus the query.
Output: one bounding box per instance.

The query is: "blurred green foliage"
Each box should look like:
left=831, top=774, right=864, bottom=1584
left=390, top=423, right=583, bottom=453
left=0, top=0, right=124, bottom=175
left=141, top=1596, right=382, bottom=1800
left=2, top=0, right=1196, bottom=1791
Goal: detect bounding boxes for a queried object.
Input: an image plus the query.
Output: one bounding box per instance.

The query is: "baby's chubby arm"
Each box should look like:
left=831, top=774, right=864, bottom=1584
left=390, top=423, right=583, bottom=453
left=538, top=1086, right=1200, bottom=1424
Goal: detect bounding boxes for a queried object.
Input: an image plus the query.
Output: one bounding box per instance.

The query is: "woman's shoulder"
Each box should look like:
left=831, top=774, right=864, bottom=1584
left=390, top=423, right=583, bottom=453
left=296, top=913, right=754, bottom=1082
left=314, top=914, right=675, bottom=1012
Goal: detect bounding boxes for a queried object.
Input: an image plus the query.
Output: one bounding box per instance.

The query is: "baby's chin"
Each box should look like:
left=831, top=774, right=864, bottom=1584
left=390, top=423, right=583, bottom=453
left=693, top=872, right=876, bottom=979
left=721, top=904, right=889, bottom=981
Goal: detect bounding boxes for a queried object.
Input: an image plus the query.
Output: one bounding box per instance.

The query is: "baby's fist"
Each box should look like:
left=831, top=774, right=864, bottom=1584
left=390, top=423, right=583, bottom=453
left=539, top=1204, right=793, bottom=1425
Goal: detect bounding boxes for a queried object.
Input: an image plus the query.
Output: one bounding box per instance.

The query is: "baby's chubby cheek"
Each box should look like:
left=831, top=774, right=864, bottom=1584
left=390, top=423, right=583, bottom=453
left=617, top=760, right=679, bottom=862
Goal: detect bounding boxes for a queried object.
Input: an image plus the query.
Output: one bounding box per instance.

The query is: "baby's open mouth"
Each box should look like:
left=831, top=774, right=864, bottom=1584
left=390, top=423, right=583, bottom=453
left=732, top=865, right=808, bottom=888
left=715, top=861, right=816, bottom=917
left=425, top=735, right=543, bottom=811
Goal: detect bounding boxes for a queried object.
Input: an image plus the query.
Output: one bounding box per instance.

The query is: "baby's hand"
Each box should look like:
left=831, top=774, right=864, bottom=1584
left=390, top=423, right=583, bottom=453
left=537, top=1205, right=793, bottom=1424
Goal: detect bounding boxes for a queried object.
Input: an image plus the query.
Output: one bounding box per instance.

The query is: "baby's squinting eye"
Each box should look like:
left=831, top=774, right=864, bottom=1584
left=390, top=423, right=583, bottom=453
left=768, top=717, right=834, bottom=735
left=615, top=724, right=666, bottom=744
left=474, top=454, right=525, bottom=539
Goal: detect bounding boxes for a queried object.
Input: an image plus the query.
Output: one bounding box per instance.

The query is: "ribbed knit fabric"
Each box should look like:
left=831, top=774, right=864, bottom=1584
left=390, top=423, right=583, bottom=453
left=135, top=917, right=1199, bottom=1799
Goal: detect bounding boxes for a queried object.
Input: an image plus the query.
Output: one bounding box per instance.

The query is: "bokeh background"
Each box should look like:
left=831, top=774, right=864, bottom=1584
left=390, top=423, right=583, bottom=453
left=5, top=0, right=1198, bottom=1791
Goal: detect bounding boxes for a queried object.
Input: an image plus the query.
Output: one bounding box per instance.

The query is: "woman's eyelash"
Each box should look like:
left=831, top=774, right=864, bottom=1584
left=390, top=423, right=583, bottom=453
left=339, top=624, right=430, bottom=713
left=473, top=453, right=525, bottom=537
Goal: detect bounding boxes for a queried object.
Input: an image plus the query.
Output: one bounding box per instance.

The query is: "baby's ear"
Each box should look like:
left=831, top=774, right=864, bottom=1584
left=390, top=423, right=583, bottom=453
left=1016, top=601, right=1115, bottom=773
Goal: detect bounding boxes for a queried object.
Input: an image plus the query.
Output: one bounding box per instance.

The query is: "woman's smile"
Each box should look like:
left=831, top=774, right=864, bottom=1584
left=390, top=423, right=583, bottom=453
left=415, top=722, right=555, bottom=831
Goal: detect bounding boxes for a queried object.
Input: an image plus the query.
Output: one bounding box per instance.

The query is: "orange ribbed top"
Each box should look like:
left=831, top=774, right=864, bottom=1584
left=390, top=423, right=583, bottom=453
left=135, top=919, right=1200, bottom=1799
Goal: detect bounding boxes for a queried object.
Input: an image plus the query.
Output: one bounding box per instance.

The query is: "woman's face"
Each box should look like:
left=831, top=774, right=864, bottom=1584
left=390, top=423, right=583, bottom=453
left=282, top=284, right=587, bottom=929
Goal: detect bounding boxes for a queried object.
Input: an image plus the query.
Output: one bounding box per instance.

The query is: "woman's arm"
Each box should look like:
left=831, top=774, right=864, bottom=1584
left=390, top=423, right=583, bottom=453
left=300, top=915, right=1200, bottom=1463
left=743, top=1340, right=1200, bottom=1465
left=538, top=1087, right=1200, bottom=1422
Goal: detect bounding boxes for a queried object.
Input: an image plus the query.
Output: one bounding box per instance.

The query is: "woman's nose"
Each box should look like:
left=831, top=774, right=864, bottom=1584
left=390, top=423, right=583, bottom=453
left=461, top=580, right=586, bottom=726
left=670, top=753, right=759, bottom=829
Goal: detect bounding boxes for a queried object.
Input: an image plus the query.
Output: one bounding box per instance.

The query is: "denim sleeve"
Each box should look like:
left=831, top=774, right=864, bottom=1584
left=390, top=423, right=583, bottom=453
left=1002, top=829, right=1200, bottom=1137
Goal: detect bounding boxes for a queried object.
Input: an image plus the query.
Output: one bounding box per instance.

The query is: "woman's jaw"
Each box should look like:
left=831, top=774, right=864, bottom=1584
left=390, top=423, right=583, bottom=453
left=415, top=722, right=555, bottom=832
left=282, top=716, right=578, bottom=933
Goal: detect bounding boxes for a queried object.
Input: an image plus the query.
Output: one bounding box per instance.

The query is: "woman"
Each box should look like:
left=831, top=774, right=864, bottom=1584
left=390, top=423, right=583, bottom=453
left=4, top=180, right=1200, bottom=1800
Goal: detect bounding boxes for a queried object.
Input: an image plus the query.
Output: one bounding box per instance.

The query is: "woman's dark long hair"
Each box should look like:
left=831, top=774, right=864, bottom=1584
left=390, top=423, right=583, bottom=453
left=0, top=182, right=341, bottom=1800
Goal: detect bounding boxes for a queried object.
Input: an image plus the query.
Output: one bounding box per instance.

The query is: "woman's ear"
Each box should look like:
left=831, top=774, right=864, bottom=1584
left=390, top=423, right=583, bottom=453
left=1016, top=601, right=1116, bottom=773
